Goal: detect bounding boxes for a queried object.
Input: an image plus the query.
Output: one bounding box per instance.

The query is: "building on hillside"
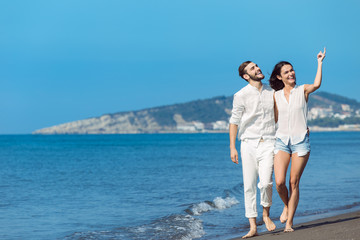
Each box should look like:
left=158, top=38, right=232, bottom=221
left=308, top=107, right=333, bottom=120
left=177, top=123, right=196, bottom=132
left=341, top=104, right=351, bottom=112
left=193, top=121, right=205, bottom=131
left=212, top=120, right=228, bottom=130
left=176, top=121, right=204, bottom=132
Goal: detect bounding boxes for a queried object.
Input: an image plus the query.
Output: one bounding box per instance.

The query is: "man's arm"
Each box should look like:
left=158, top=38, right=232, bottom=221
left=229, top=123, right=239, bottom=164
left=229, top=92, right=244, bottom=164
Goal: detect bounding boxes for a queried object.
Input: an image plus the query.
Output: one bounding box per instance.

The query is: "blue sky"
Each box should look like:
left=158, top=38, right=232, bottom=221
left=1, top=0, right=359, bottom=134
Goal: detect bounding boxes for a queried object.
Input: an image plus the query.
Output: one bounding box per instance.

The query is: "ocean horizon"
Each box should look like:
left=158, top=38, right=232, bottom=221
left=0, top=132, right=359, bottom=239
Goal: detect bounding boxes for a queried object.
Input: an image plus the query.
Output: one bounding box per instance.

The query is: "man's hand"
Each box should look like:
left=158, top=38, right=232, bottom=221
left=229, top=123, right=239, bottom=164
left=230, top=147, right=239, bottom=164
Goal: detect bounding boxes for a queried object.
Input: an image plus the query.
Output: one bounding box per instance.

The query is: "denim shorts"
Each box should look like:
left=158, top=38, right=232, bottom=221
left=274, top=134, right=310, bottom=157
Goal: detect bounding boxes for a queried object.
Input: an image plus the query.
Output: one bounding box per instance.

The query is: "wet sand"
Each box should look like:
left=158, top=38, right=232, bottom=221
left=230, top=210, right=360, bottom=240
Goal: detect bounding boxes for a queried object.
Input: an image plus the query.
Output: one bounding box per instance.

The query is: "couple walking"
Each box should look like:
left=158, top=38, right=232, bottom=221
left=229, top=49, right=326, bottom=238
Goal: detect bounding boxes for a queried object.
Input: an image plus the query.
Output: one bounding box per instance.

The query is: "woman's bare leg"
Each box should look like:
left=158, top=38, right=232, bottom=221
left=274, top=150, right=291, bottom=223
left=285, top=152, right=310, bottom=232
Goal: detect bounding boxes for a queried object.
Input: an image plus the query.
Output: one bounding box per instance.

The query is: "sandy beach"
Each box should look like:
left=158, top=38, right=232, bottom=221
left=230, top=210, right=360, bottom=240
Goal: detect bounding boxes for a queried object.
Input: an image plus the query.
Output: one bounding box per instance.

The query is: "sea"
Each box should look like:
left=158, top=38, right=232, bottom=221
left=0, top=132, right=359, bottom=240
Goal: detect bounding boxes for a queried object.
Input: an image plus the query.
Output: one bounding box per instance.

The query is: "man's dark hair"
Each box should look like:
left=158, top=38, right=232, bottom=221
left=238, top=61, right=251, bottom=81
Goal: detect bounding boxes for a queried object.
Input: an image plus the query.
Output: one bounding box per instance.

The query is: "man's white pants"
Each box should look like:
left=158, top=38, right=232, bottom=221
left=240, top=139, right=274, bottom=218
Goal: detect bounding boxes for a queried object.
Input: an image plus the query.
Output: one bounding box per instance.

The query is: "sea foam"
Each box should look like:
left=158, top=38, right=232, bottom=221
left=187, top=196, right=239, bottom=216
left=64, top=214, right=205, bottom=240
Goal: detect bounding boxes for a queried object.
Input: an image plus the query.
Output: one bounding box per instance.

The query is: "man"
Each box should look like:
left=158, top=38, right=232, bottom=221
left=229, top=61, right=276, bottom=238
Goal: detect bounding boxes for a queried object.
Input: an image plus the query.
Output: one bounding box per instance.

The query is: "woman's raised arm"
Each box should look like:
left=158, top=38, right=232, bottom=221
left=304, top=48, right=326, bottom=100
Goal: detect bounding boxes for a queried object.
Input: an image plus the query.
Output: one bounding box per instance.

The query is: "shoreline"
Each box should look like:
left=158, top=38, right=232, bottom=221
left=31, top=127, right=360, bottom=134
left=229, top=209, right=360, bottom=240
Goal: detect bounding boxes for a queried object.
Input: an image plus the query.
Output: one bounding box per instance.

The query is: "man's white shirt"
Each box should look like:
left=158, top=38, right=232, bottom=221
left=229, top=84, right=276, bottom=144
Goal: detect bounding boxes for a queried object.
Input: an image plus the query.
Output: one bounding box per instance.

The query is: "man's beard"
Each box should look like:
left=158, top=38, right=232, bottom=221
left=249, top=75, right=264, bottom=81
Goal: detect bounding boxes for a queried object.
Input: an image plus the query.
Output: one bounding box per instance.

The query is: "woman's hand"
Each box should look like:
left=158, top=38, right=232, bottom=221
left=317, top=47, right=326, bottom=63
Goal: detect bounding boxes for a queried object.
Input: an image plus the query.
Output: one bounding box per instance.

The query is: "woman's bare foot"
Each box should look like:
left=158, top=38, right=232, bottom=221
left=263, top=216, right=276, bottom=231
left=280, top=206, right=288, bottom=223
left=284, top=226, right=294, bottom=232
left=242, top=228, right=258, bottom=239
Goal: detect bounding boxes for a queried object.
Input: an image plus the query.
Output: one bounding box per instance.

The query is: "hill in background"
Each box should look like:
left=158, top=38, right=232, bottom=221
left=33, top=91, right=360, bottom=134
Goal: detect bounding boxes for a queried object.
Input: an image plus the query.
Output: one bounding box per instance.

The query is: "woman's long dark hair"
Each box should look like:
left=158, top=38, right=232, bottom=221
left=269, top=61, right=293, bottom=91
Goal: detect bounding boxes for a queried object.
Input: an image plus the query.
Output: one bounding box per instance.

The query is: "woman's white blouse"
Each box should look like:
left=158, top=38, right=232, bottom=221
left=274, top=85, right=308, bottom=145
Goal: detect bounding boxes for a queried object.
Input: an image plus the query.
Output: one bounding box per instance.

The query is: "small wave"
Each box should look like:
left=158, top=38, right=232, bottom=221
left=65, top=194, right=240, bottom=239
left=213, top=196, right=239, bottom=210
left=64, top=214, right=205, bottom=240
left=185, top=196, right=239, bottom=216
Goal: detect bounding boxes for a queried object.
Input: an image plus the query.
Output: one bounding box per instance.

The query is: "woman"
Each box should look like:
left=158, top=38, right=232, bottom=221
left=269, top=48, right=326, bottom=232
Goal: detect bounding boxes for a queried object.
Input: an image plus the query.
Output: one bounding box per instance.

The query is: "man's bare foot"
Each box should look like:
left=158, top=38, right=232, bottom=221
left=242, top=228, right=258, bottom=239
left=263, top=216, right=276, bottom=231
left=280, top=206, right=288, bottom=223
